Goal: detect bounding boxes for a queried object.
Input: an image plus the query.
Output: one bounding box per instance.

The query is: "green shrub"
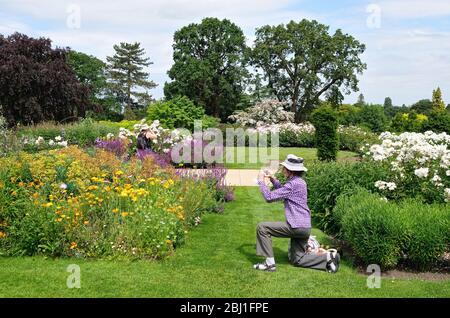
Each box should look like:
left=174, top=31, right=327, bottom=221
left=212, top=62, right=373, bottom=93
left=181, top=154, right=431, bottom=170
left=64, top=118, right=115, bottom=146
left=358, top=105, right=388, bottom=133
left=310, top=105, right=339, bottom=161
left=279, top=130, right=315, bottom=148
left=338, top=126, right=378, bottom=153
left=305, top=161, right=390, bottom=234
left=338, top=104, right=361, bottom=126
left=423, top=110, right=450, bottom=133
left=334, top=188, right=450, bottom=270
left=391, top=112, right=428, bottom=133
left=147, top=96, right=218, bottom=131
left=400, top=200, right=450, bottom=271
left=334, top=188, right=405, bottom=269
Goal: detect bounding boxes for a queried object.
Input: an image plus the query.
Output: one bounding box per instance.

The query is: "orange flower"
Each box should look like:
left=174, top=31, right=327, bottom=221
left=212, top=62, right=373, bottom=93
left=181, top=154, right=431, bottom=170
left=70, top=242, right=77, bottom=249
left=121, top=212, right=129, bottom=217
left=83, top=220, right=89, bottom=225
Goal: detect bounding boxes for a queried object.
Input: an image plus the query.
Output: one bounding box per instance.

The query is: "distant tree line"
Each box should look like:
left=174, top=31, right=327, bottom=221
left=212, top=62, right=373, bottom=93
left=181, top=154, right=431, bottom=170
left=1, top=17, right=448, bottom=133
left=0, top=18, right=368, bottom=126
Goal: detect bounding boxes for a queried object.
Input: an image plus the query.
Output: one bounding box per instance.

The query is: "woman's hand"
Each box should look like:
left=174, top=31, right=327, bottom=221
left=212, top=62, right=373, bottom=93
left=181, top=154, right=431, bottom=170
left=257, top=170, right=266, bottom=183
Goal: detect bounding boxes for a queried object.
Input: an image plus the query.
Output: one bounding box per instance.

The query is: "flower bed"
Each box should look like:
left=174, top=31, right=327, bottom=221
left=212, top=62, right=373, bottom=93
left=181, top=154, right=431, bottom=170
left=0, top=146, right=221, bottom=259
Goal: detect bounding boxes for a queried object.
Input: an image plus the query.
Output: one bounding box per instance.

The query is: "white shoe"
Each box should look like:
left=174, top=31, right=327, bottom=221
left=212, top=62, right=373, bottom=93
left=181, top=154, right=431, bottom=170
left=253, top=261, right=276, bottom=272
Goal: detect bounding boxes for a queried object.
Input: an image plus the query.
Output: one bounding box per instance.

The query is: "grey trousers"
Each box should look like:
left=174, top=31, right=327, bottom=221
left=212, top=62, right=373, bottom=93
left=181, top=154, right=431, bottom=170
left=256, top=221, right=329, bottom=271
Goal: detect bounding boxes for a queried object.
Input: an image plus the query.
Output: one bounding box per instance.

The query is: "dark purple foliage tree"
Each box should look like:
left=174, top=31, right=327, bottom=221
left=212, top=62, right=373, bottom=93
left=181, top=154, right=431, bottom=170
left=0, top=33, right=91, bottom=127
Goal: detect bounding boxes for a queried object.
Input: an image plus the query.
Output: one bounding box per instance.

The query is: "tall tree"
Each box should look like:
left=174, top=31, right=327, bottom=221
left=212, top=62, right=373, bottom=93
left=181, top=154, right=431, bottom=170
left=106, top=42, right=157, bottom=114
left=0, top=33, right=90, bottom=127
left=383, top=96, right=394, bottom=118
left=355, top=93, right=366, bottom=107
left=431, top=87, right=446, bottom=112
left=164, top=17, right=248, bottom=120
left=67, top=50, right=123, bottom=119
left=383, top=97, right=392, bottom=108
left=251, top=19, right=366, bottom=122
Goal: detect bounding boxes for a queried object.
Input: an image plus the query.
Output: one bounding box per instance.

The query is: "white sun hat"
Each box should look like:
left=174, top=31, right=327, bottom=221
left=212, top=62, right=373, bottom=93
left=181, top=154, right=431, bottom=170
left=280, top=154, right=307, bottom=172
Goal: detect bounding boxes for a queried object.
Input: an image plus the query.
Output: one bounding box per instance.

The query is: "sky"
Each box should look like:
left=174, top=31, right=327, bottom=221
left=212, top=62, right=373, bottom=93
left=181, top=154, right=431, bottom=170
left=1, top=0, right=449, bottom=106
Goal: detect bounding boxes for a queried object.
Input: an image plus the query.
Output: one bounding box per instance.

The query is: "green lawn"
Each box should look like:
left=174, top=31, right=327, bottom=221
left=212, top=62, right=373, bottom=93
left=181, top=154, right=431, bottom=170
left=223, top=147, right=357, bottom=169
left=0, top=187, right=448, bottom=298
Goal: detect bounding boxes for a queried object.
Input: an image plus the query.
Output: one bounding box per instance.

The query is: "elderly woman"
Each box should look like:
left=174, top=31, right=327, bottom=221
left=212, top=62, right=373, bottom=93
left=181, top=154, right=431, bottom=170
left=254, top=154, right=340, bottom=273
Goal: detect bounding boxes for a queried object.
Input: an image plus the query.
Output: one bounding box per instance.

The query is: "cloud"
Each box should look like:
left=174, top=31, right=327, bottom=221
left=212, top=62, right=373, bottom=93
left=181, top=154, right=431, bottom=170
left=377, top=0, right=450, bottom=19
left=344, top=27, right=450, bottom=105
left=1, top=0, right=449, bottom=105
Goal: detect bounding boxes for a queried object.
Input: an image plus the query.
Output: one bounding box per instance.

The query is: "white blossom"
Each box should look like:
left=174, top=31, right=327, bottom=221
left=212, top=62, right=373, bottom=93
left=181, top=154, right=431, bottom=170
left=445, top=188, right=450, bottom=202
left=35, top=136, right=44, bottom=145
left=414, top=168, right=429, bottom=178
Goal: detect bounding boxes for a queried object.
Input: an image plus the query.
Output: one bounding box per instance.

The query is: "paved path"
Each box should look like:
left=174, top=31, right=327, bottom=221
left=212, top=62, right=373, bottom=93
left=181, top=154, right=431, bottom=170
left=225, top=169, right=260, bottom=186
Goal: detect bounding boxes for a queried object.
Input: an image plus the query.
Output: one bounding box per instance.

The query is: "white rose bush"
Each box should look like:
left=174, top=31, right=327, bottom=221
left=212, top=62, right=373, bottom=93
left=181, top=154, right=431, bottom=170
left=363, top=131, right=450, bottom=203
left=228, top=99, right=294, bottom=127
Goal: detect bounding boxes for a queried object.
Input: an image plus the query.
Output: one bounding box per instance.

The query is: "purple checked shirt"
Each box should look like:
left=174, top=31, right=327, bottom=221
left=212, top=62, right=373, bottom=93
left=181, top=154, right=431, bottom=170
left=257, top=176, right=311, bottom=229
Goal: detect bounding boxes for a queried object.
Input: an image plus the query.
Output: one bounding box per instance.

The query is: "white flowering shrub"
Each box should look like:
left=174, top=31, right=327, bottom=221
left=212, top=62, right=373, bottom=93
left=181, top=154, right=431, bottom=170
left=228, top=99, right=294, bottom=126
left=363, top=131, right=450, bottom=203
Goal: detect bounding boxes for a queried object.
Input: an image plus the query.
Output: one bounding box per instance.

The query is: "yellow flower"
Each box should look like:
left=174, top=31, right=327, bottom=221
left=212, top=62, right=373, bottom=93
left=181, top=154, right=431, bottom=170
left=87, top=185, right=98, bottom=191
left=10, top=190, right=17, bottom=197
left=42, top=202, right=53, bottom=208
left=165, top=239, right=172, bottom=245
left=0, top=231, right=6, bottom=238
left=121, top=212, right=129, bottom=217
left=112, top=208, right=119, bottom=213
left=55, top=218, right=63, bottom=222
left=114, top=170, right=124, bottom=176
left=83, top=220, right=89, bottom=225
left=70, top=242, right=78, bottom=249
left=32, top=192, right=39, bottom=198
left=18, top=181, right=25, bottom=187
